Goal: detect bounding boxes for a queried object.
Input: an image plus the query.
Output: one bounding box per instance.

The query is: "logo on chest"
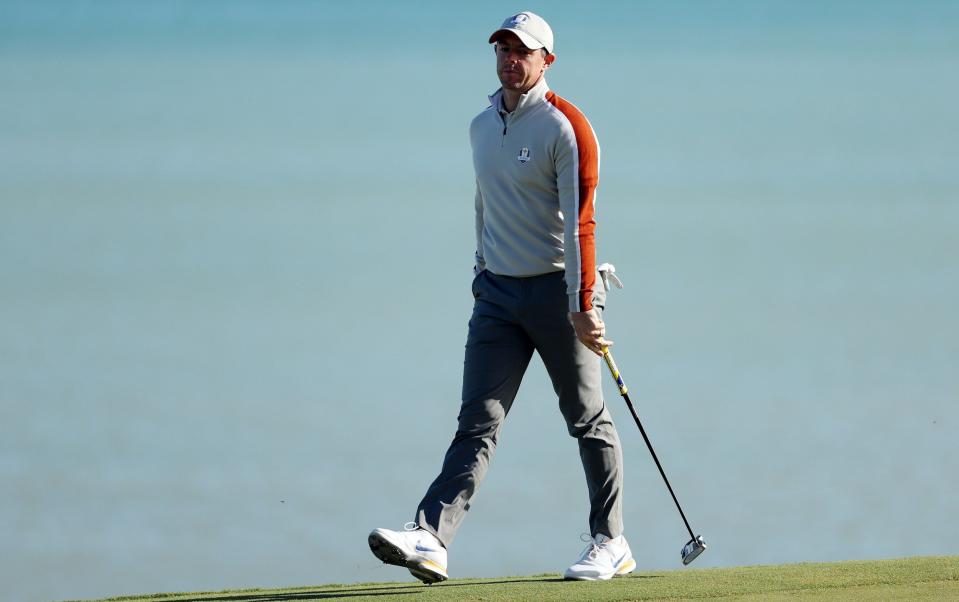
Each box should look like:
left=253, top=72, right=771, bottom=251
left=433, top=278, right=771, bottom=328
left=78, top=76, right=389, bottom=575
left=517, top=147, right=532, bottom=163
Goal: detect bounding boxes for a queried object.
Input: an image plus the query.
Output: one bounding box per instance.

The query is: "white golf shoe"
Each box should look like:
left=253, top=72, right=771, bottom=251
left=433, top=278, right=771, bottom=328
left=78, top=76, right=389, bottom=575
left=368, top=523, right=448, bottom=584
left=564, top=533, right=637, bottom=580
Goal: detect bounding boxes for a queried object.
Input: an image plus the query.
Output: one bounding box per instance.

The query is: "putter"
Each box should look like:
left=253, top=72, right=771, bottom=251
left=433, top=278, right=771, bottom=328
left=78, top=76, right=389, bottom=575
left=602, top=347, right=707, bottom=565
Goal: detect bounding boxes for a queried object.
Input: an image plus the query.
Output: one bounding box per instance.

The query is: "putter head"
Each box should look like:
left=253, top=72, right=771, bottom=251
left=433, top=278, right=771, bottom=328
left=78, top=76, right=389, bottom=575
left=681, top=535, right=707, bottom=565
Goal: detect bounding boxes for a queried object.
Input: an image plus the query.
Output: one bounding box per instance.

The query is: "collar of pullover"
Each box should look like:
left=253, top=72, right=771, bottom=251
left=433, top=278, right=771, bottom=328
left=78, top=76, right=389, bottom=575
left=489, top=77, right=550, bottom=118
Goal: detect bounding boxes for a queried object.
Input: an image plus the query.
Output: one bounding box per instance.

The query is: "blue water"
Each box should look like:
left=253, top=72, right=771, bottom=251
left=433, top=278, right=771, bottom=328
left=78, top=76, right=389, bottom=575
left=2, top=2, right=958, bottom=601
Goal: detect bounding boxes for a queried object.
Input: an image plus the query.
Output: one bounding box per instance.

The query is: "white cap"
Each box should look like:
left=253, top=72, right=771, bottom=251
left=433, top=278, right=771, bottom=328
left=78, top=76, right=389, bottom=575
left=488, top=11, right=554, bottom=54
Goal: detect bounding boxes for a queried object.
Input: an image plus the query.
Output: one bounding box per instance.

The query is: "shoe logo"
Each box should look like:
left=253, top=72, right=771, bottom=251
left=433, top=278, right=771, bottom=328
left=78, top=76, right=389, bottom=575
left=415, top=544, right=440, bottom=553
left=614, top=552, right=629, bottom=566
left=517, top=147, right=531, bottom=163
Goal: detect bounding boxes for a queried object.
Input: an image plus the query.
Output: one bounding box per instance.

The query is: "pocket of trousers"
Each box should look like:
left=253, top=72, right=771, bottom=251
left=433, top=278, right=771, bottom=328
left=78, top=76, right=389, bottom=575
left=471, top=269, right=486, bottom=299
left=592, top=271, right=607, bottom=311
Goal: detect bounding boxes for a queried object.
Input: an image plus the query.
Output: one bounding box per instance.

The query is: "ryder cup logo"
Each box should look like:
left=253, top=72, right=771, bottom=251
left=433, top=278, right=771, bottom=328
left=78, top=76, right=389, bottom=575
left=517, top=147, right=531, bottom=163
left=510, top=13, right=529, bottom=26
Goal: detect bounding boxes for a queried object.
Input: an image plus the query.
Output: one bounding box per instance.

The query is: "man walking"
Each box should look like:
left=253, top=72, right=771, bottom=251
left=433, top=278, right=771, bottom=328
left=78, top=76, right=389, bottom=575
left=369, top=11, right=634, bottom=583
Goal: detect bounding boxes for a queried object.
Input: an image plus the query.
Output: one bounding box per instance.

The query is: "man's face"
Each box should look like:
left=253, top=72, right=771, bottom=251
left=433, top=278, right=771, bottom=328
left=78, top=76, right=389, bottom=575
left=493, top=32, right=553, bottom=93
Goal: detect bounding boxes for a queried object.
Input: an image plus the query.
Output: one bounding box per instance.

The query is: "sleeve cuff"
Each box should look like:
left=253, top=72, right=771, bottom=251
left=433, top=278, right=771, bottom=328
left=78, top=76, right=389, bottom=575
left=568, top=293, right=593, bottom=313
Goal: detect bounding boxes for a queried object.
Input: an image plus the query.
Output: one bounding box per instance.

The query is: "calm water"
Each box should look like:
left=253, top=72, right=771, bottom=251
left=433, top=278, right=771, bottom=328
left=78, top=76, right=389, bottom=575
left=2, top=2, right=957, bottom=601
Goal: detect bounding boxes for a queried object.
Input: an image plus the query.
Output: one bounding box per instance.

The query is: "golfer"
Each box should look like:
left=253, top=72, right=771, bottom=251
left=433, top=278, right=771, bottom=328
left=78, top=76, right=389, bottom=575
left=369, top=11, right=634, bottom=583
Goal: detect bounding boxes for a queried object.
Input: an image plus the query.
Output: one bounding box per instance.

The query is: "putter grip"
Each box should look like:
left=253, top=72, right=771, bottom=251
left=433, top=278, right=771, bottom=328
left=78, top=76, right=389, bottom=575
left=602, top=348, right=628, bottom=395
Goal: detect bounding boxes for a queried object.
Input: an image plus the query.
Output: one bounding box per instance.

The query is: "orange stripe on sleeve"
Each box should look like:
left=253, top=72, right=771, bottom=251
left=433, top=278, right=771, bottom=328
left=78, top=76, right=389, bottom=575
left=546, top=91, right=599, bottom=312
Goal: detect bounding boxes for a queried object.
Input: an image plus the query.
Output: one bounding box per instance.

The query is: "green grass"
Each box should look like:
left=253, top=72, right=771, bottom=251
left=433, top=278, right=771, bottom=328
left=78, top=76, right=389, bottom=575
left=72, top=556, right=959, bottom=602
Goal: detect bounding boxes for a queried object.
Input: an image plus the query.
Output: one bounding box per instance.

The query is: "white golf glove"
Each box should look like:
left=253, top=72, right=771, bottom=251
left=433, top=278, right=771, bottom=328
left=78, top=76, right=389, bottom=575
left=597, top=263, right=624, bottom=292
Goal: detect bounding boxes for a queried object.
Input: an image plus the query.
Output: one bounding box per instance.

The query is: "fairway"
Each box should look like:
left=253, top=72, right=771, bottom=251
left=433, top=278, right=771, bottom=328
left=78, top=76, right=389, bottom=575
left=74, top=556, right=958, bottom=601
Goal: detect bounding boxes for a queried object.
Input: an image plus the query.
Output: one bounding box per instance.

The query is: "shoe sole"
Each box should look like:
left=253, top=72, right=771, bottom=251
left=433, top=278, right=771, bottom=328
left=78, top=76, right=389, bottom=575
left=564, top=557, right=637, bottom=581
left=617, top=557, right=637, bottom=576
left=368, top=531, right=448, bottom=585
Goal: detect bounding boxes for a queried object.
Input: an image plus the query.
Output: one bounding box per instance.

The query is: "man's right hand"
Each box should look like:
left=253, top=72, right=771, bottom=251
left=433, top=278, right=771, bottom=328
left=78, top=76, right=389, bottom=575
left=570, top=309, right=613, bottom=356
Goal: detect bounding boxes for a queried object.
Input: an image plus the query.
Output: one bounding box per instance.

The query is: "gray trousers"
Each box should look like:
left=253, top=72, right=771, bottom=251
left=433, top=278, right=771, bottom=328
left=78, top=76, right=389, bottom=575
left=415, top=270, right=624, bottom=547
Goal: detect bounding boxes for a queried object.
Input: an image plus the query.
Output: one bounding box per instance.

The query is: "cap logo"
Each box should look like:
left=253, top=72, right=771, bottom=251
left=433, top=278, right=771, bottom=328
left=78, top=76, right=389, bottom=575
left=510, top=14, right=529, bottom=26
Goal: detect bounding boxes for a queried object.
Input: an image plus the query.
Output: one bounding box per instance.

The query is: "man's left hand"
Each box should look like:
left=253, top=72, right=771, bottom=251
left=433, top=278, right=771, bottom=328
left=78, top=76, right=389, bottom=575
left=570, top=309, right=613, bottom=356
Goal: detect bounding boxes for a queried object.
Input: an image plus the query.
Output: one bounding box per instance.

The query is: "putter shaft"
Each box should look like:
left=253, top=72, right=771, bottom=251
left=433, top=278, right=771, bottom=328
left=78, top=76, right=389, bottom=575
left=602, top=347, right=697, bottom=542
